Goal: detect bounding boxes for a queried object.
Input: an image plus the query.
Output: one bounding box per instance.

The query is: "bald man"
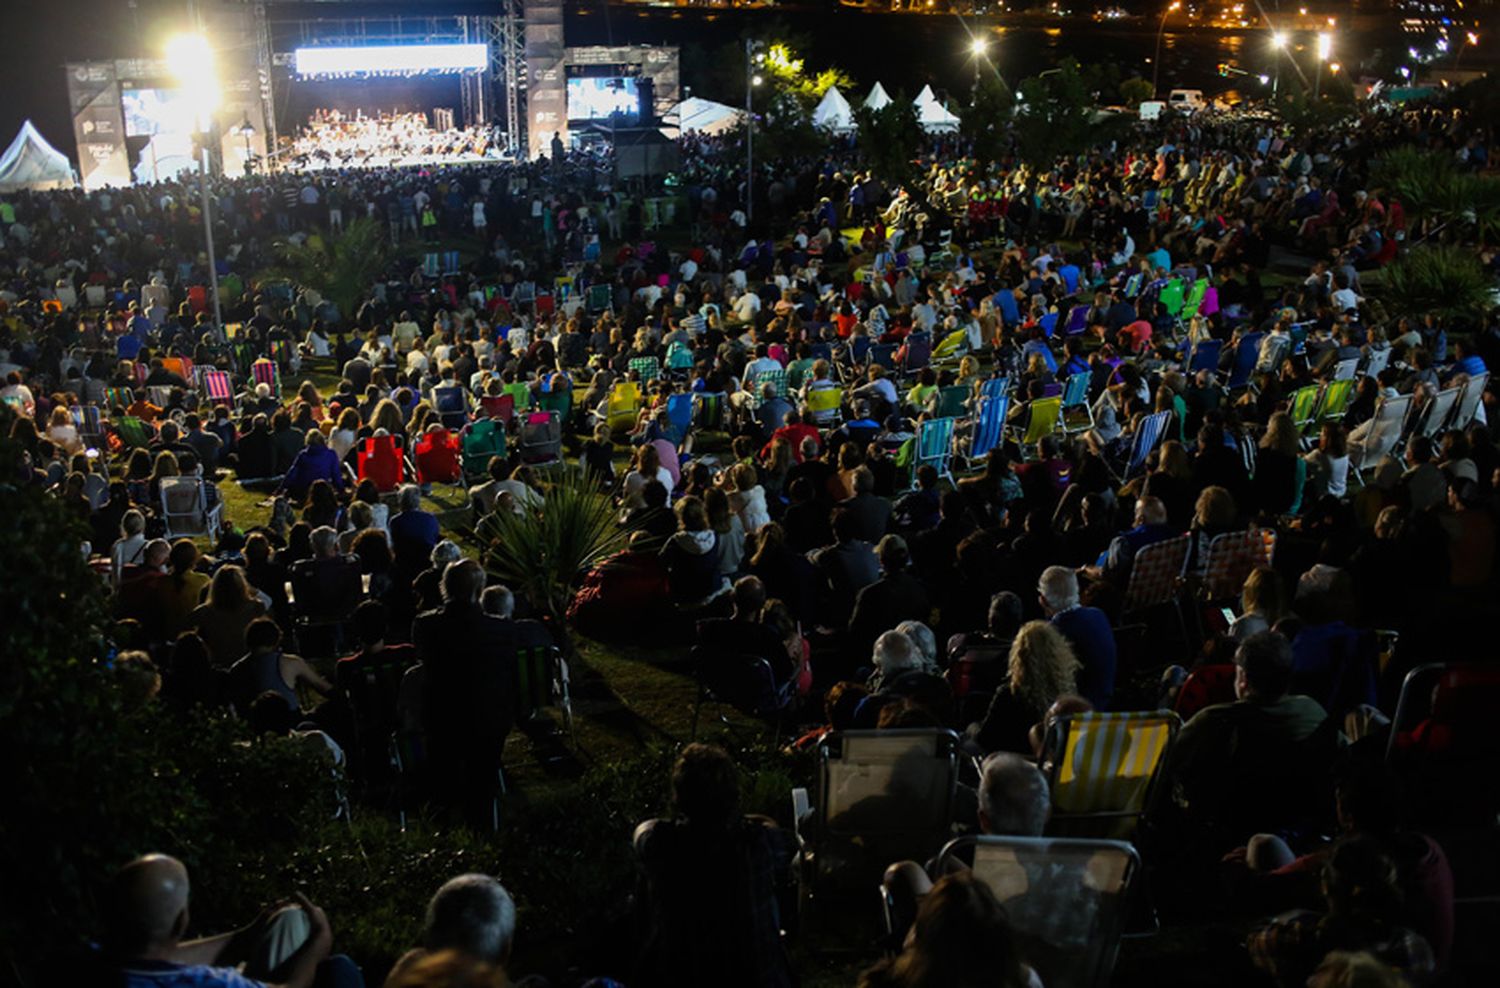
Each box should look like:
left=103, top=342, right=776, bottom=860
left=103, top=854, right=341, bottom=988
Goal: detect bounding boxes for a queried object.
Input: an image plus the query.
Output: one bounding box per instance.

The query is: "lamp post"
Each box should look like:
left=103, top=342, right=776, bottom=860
left=1152, top=2, right=1182, bottom=97
left=167, top=33, right=223, bottom=340
left=970, top=36, right=989, bottom=92
left=236, top=115, right=255, bottom=177
left=1315, top=31, right=1331, bottom=100
left=1271, top=31, right=1287, bottom=98
left=745, top=38, right=756, bottom=227
left=1455, top=31, right=1479, bottom=74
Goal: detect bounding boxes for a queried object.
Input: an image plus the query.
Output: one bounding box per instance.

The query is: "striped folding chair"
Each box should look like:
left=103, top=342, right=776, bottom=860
left=1121, top=533, right=1190, bottom=615
left=749, top=368, right=788, bottom=406
left=1122, top=410, right=1172, bottom=478
left=692, top=391, right=726, bottom=432
left=628, top=356, right=661, bottom=383
left=72, top=405, right=106, bottom=450
left=1289, top=384, right=1321, bottom=434
left=912, top=416, right=957, bottom=487
left=251, top=359, right=281, bottom=399
left=114, top=416, right=153, bottom=450
left=1419, top=386, right=1462, bottom=439
left=1451, top=371, right=1489, bottom=431
left=1314, top=378, right=1354, bottom=424
left=1199, top=527, right=1277, bottom=601
left=1061, top=373, right=1093, bottom=433
left=980, top=376, right=1010, bottom=400
left=1122, top=272, right=1144, bottom=298
left=966, top=394, right=1009, bottom=464
left=104, top=387, right=133, bottom=412
left=1044, top=710, right=1181, bottom=840
left=202, top=370, right=234, bottom=405
left=147, top=386, right=174, bottom=409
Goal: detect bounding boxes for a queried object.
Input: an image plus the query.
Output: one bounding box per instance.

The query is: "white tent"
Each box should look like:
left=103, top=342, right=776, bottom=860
left=913, top=84, right=941, bottom=108
left=916, top=92, right=962, bottom=134
left=663, top=97, right=744, bottom=137
left=864, top=82, right=893, bottom=111
left=0, top=121, right=75, bottom=192
left=812, top=86, right=855, bottom=133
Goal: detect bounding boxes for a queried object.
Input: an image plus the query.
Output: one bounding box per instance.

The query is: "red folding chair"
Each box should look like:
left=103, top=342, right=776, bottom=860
left=187, top=285, right=208, bottom=315
left=202, top=369, right=234, bottom=405
left=356, top=435, right=405, bottom=492
left=479, top=393, right=516, bottom=429
left=413, top=428, right=462, bottom=486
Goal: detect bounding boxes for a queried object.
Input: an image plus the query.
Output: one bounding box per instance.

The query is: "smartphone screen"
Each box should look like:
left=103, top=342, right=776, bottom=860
left=1220, top=607, right=1236, bottom=624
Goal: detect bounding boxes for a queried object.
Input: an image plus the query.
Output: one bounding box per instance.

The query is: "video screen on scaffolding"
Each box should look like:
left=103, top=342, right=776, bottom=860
left=121, top=87, right=194, bottom=137
left=566, top=76, right=640, bottom=126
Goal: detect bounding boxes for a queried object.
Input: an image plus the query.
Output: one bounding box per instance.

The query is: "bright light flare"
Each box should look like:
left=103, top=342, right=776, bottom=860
left=971, top=37, right=989, bottom=57
left=1272, top=31, right=1288, bottom=50
left=1317, top=32, right=1332, bottom=61
left=165, top=34, right=219, bottom=117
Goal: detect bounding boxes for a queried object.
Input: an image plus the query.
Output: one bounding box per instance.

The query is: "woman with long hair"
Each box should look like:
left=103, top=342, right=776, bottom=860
left=1186, top=485, right=1242, bottom=580
left=858, top=871, right=1033, bottom=988
left=157, top=539, right=210, bottom=637
left=971, top=620, right=1081, bottom=754
left=146, top=450, right=180, bottom=507
left=1253, top=410, right=1306, bottom=516
left=1229, top=566, right=1288, bottom=640
left=1305, top=421, right=1351, bottom=502
left=329, top=406, right=363, bottom=463
left=704, top=487, right=746, bottom=578
left=185, top=565, right=267, bottom=667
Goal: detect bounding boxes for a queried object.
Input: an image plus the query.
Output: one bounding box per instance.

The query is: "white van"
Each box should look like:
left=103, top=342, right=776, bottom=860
left=1138, top=100, right=1166, bottom=121
left=1168, top=89, right=1207, bottom=114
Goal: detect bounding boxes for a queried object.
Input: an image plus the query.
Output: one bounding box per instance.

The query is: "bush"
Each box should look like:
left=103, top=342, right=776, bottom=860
left=1382, top=245, right=1497, bottom=320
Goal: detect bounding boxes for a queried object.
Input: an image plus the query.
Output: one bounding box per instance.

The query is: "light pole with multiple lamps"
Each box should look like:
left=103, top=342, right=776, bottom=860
left=970, top=36, right=989, bottom=92
left=166, top=33, right=224, bottom=340
left=1270, top=31, right=1287, bottom=97
left=1152, top=1, right=1182, bottom=97
left=744, top=39, right=763, bottom=227
left=1314, top=31, right=1332, bottom=100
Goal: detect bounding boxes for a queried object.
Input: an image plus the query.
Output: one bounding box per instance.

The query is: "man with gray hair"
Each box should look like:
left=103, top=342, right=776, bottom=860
left=387, top=873, right=517, bottom=980
left=289, top=525, right=362, bottom=625
left=1085, top=494, right=1175, bottom=590
left=390, top=483, right=440, bottom=581
left=413, top=559, right=517, bottom=824
left=1039, top=564, right=1118, bottom=710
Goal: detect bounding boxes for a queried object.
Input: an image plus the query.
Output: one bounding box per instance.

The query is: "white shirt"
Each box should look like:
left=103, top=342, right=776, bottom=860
left=733, top=291, right=762, bottom=323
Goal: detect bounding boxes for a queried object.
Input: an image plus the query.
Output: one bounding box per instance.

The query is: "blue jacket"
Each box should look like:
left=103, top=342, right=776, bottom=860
left=1052, top=605, right=1118, bottom=710
left=280, top=443, right=344, bottom=495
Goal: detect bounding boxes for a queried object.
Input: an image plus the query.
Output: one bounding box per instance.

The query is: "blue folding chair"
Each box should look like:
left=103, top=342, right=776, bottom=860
left=809, top=341, right=833, bottom=363
left=981, top=376, right=1010, bottom=400
left=913, top=416, right=957, bottom=487
left=902, top=332, right=932, bottom=375
left=432, top=385, right=470, bottom=431
left=1061, top=373, right=1093, bottom=433
left=1224, top=331, right=1263, bottom=390
left=1187, top=338, right=1223, bottom=375
left=968, top=395, right=1009, bottom=463
left=664, top=392, right=694, bottom=449
left=869, top=344, right=897, bottom=371
left=1038, top=312, right=1059, bottom=337
left=1123, top=273, right=1144, bottom=298
left=1063, top=304, right=1090, bottom=336
left=1123, top=410, right=1172, bottom=478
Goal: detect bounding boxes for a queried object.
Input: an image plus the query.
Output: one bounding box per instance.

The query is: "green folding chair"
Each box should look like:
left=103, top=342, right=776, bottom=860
left=1289, top=384, right=1321, bottom=434
left=1314, top=378, right=1354, bottom=424
left=1180, top=278, right=1208, bottom=320
left=1158, top=278, right=1186, bottom=317
left=115, top=416, right=152, bottom=450
left=628, top=356, right=661, bottom=383
left=1018, top=396, right=1063, bottom=446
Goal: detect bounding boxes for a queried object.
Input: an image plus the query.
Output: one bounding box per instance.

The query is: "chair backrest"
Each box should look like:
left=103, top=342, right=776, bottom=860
left=1124, top=410, right=1173, bottom=477
left=1357, top=393, right=1412, bottom=466
left=692, top=391, right=726, bottom=431
left=933, top=328, right=968, bottom=360
left=1046, top=710, right=1180, bottom=839
left=1332, top=357, right=1359, bottom=381
left=461, top=418, right=506, bottom=472
left=414, top=429, right=462, bottom=485
left=916, top=417, right=956, bottom=470
left=357, top=435, right=405, bottom=491
left=251, top=358, right=280, bottom=394
left=693, top=646, right=788, bottom=720
left=869, top=343, right=897, bottom=370
left=1173, top=664, right=1237, bottom=720
left=1452, top=371, right=1489, bottom=431
left=160, top=477, right=212, bottom=537
left=1064, top=304, right=1090, bottom=335
left=665, top=340, right=694, bottom=371
left=970, top=395, right=1009, bottom=460
left=519, top=411, right=562, bottom=464
left=1420, top=386, right=1462, bottom=438
left=1022, top=397, right=1062, bottom=444
left=805, top=385, right=844, bottom=420
left=1387, top=662, right=1500, bottom=823
left=1122, top=272, right=1143, bottom=299
left=1121, top=533, right=1189, bottom=613
left=1187, top=338, right=1222, bottom=374
left=751, top=368, right=788, bottom=402
left=1226, top=331, right=1263, bottom=389
left=1159, top=278, right=1185, bottom=315
left=479, top=393, right=517, bottom=427
left=629, top=356, right=661, bottom=383
left=1360, top=346, right=1392, bottom=379
left=1289, top=384, right=1320, bottom=430
left=1200, top=527, right=1276, bottom=601
left=202, top=370, right=234, bottom=404
left=1061, top=373, right=1090, bottom=409
left=938, top=835, right=1139, bottom=988
left=116, top=416, right=152, bottom=449
left=981, top=376, right=1010, bottom=400
left=934, top=385, right=968, bottom=419
left=818, top=729, right=959, bottom=845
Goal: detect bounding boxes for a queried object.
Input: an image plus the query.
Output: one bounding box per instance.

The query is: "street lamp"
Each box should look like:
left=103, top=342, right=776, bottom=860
left=1315, top=30, right=1331, bottom=100
left=166, top=32, right=223, bottom=340
left=1152, top=2, right=1182, bottom=98
left=1456, top=31, right=1479, bottom=74
left=236, top=115, right=255, bottom=177
left=744, top=39, right=763, bottom=227
left=970, top=36, right=989, bottom=91
left=1271, top=30, right=1288, bottom=97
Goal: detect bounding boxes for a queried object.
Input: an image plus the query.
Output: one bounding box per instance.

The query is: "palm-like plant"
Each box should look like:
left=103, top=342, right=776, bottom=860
left=1382, top=245, right=1497, bottom=320
left=1371, top=147, right=1500, bottom=242
left=475, top=466, right=631, bottom=623
left=263, top=217, right=391, bottom=327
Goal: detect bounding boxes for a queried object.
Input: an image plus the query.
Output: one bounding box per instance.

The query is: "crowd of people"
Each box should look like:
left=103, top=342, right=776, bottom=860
left=3, top=84, right=1499, bottom=988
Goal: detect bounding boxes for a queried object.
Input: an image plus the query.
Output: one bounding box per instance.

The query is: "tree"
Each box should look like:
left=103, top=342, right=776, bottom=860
left=1013, top=59, right=1094, bottom=166
left=854, top=97, right=925, bottom=185
left=1372, top=146, right=1500, bottom=243
left=1383, top=245, right=1497, bottom=320
left=963, top=73, right=1015, bottom=165
left=1120, top=78, right=1155, bottom=108
left=264, top=217, right=391, bottom=328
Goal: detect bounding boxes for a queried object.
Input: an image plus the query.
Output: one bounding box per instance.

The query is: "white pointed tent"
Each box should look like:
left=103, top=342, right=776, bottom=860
left=812, top=86, right=855, bottom=133
left=864, top=82, right=893, bottom=111
left=663, top=97, right=744, bottom=137
left=0, top=121, right=75, bottom=192
left=914, top=86, right=962, bottom=133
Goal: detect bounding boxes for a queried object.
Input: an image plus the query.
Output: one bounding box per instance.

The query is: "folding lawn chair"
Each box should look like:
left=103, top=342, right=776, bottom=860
left=912, top=416, right=957, bottom=487
left=160, top=477, right=224, bottom=540
left=1198, top=528, right=1277, bottom=601
left=1288, top=384, right=1321, bottom=434
left=1063, top=303, right=1091, bottom=336
left=1451, top=371, right=1489, bottom=431
left=431, top=385, right=470, bottom=431
left=1016, top=396, right=1062, bottom=447
left=356, top=435, right=405, bottom=493
left=518, top=411, right=563, bottom=465
left=1350, top=393, right=1412, bottom=479
left=1419, top=386, right=1461, bottom=439
left=1061, top=373, right=1093, bottom=433
left=201, top=369, right=234, bottom=405
left=601, top=381, right=643, bottom=435
left=413, top=428, right=464, bottom=487
left=251, top=358, right=281, bottom=399
left=805, top=385, right=844, bottom=427
left=966, top=394, right=1009, bottom=464
left=1043, top=710, right=1180, bottom=841
left=628, top=356, right=661, bottom=383
left=1120, top=534, right=1189, bottom=616
left=1121, top=410, right=1172, bottom=479
left=1187, top=338, right=1222, bottom=375
left=461, top=418, right=507, bottom=483
left=1313, top=378, right=1354, bottom=424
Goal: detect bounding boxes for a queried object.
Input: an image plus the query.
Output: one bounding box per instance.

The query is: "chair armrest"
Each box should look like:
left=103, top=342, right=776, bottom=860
left=791, top=787, right=811, bottom=841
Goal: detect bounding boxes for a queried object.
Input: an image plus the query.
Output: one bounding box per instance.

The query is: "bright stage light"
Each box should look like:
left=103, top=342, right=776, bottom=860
left=294, top=44, right=489, bottom=77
